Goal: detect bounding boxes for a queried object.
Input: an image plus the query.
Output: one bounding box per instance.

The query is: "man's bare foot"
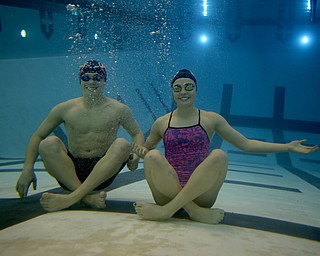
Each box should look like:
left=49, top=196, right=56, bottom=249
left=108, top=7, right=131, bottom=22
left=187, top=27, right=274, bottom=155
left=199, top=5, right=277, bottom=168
left=82, top=191, right=106, bottom=209
left=189, top=207, right=225, bottom=224
left=40, top=192, right=77, bottom=212
left=134, top=202, right=172, bottom=221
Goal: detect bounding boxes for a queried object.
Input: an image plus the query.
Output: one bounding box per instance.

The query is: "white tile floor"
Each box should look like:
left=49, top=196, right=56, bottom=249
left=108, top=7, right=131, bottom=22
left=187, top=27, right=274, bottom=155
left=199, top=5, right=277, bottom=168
left=0, top=211, right=319, bottom=256
left=0, top=130, right=319, bottom=255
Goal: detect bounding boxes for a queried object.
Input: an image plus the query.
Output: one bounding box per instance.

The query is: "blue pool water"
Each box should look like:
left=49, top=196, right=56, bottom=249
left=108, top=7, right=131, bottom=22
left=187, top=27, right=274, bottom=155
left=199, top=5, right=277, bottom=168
left=0, top=1, right=319, bottom=239
left=1, top=2, right=320, bottom=158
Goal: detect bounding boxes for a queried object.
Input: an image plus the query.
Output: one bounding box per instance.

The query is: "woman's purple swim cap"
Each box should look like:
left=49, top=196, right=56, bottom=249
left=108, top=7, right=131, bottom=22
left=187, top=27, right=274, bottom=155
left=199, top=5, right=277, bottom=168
left=171, top=69, right=197, bottom=86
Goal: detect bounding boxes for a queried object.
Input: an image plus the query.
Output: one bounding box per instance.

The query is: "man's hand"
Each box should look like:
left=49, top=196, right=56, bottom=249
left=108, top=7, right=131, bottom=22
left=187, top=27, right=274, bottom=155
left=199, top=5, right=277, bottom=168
left=127, top=153, right=140, bottom=171
left=16, top=171, right=37, bottom=200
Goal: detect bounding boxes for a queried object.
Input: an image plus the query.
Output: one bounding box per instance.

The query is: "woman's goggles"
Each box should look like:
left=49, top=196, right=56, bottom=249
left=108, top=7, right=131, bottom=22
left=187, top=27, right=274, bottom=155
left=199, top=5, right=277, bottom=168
left=81, top=74, right=104, bottom=82
left=172, top=83, right=196, bottom=93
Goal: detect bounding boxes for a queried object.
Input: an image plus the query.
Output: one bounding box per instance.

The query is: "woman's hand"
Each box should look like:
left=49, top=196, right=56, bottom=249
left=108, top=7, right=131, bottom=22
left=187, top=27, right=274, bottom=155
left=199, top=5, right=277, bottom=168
left=132, top=143, right=149, bottom=158
left=288, top=139, right=319, bottom=154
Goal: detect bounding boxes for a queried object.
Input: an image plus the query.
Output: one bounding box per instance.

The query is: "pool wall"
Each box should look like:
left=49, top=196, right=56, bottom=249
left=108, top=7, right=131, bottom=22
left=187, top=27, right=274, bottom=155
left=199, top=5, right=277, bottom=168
left=1, top=5, right=319, bottom=158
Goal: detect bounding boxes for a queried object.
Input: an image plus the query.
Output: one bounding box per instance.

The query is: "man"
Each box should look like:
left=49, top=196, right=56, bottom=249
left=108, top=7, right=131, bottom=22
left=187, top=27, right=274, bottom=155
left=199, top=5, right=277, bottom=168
left=16, top=60, right=144, bottom=212
left=133, top=69, right=319, bottom=224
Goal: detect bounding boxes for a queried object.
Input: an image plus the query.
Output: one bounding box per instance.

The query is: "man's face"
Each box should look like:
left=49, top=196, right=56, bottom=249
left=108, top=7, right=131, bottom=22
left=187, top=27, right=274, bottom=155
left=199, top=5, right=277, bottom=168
left=80, top=72, right=106, bottom=94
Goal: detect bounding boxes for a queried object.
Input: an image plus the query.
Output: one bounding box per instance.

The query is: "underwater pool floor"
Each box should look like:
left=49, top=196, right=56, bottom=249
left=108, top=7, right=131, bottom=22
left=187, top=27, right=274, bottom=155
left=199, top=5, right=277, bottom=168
left=0, top=131, right=319, bottom=255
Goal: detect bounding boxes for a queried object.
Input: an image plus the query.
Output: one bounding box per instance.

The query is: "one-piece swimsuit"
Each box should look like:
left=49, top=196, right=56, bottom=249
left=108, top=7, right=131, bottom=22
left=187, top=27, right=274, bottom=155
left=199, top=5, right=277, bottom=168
left=163, top=110, right=210, bottom=187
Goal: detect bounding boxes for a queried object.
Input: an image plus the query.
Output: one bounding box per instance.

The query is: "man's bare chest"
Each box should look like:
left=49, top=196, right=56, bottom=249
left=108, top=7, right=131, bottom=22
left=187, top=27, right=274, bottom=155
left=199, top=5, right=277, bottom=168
left=64, top=108, right=120, bottom=133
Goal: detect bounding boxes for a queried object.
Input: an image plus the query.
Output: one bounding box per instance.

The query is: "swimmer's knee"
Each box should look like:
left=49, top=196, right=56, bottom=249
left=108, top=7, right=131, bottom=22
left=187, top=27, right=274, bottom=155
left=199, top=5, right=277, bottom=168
left=210, top=149, right=227, bottom=160
left=209, top=149, right=228, bottom=167
left=39, top=136, right=65, bottom=156
left=143, top=150, right=164, bottom=176
left=144, top=149, right=163, bottom=164
left=112, top=138, right=131, bottom=154
left=114, top=137, right=130, bottom=147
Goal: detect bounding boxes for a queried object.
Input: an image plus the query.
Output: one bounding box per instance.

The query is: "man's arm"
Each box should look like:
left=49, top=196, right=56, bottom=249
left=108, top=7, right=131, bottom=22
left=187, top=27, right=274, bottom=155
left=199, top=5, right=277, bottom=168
left=16, top=104, right=64, bottom=199
left=132, top=117, right=163, bottom=158
left=119, top=105, right=144, bottom=170
left=120, top=105, right=144, bottom=146
left=214, top=113, right=318, bottom=154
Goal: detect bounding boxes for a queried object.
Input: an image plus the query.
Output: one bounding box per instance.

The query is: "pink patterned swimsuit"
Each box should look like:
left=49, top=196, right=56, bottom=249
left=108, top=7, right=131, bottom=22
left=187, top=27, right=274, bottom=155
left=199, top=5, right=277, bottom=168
left=163, top=110, right=210, bottom=187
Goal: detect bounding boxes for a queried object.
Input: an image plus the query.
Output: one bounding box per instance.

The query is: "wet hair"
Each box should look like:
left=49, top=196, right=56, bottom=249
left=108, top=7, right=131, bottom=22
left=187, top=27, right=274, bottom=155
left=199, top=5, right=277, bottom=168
left=79, top=60, right=107, bottom=81
left=171, top=69, right=197, bottom=86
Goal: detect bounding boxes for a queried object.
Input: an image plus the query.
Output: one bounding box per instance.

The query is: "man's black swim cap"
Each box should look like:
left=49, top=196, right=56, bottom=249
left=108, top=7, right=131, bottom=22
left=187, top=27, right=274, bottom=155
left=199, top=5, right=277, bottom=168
left=171, top=69, right=197, bottom=86
left=79, top=60, right=107, bottom=81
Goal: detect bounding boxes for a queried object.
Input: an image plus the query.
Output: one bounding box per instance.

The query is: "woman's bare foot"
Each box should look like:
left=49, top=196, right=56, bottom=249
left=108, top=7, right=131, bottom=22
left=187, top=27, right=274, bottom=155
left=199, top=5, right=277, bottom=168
left=188, top=207, right=225, bottom=224
left=134, top=202, right=224, bottom=225
left=82, top=191, right=106, bottom=209
left=134, top=202, right=172, bottom=221
left=40, top=192, right=77, bottom=212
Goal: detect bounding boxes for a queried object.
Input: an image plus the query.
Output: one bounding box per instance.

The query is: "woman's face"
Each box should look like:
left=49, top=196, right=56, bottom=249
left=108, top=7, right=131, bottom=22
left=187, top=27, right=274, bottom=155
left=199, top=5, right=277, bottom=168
left=172, top=77, right=197, bottom=106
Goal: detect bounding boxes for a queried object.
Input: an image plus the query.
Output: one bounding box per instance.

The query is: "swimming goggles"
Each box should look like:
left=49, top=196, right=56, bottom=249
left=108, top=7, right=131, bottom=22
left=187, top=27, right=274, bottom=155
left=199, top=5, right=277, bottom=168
left=172, top=83, right=196, bottom=93
left=81, top=74, right=104, bottom=82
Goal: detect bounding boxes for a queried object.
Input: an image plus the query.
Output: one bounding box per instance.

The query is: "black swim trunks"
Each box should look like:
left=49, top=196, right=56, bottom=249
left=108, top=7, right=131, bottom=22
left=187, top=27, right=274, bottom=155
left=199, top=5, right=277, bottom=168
left=57, top=151, right=127, bottom=191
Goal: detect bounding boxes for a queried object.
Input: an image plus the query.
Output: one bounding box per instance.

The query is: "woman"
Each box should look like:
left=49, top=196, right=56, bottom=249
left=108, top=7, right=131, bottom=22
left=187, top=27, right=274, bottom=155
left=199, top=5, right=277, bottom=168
left=133, top=69, right=318, bottom=224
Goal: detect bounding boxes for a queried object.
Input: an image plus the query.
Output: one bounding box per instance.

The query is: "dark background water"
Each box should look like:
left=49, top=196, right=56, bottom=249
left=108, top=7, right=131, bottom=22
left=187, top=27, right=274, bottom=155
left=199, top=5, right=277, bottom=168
left=0, top=0, right=319, bottom=157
